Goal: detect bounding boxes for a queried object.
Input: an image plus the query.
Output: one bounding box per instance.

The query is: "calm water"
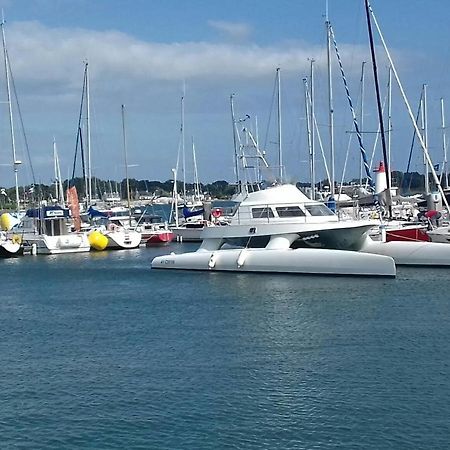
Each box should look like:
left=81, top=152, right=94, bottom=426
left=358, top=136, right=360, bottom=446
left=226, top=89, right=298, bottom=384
left=1, top=244, right=450, bottom=449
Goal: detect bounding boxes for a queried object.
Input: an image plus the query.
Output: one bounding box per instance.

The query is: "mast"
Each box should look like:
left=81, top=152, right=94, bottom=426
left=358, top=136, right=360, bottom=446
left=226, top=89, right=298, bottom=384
left=303, top=77, right=313, bottom=198
left=1, top=17, right=20, bottom=214
left=230, top=94, right=241, bottom=193
left=387, top=66, right=393, bottom=190
left=53, top=138, right=64, bottom=205
left=364, top=0, right=392, bottom=216
left=172, top=168, right=179, bottom=226
left=276, top=67, right=283, bottom=182
left=121, top=104, right=132, bottom=227
left=181, top=93, right=186, bottom=201
left=440, top=98, right=448, bottom=189
left=86, top=61, right=92, bottom=204
left=359, top=61, right=366, bottom=186
left=310, top=59, right=316, bottom=198
left=422, top=84, right=430, bottom=195
left=192, top=136, right=200, bottom=200
left=325, top=11, right=335, bottom=198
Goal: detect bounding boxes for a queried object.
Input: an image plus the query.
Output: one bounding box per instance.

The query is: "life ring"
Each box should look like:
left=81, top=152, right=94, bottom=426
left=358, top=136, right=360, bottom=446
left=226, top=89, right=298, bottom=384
left=211, top=208, right=222, bottom=218
left=12, top=234, right=22, bottom=245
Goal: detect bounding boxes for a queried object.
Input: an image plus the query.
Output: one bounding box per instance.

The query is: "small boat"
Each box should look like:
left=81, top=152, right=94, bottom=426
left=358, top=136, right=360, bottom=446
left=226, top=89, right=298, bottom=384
left=0, top=233, right=23, bottom=257
left=17, top=205, right=91, bottom=254
left=145, top=229, right=175, bottom=246
left=0, top=213, right=23, bottom=257
left=88, top=207, right=142, bottom=250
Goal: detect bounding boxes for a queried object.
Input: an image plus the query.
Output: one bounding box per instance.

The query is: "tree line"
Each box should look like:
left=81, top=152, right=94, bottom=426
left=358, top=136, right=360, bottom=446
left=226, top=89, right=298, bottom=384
left=0, top=171, right=443, bottom=210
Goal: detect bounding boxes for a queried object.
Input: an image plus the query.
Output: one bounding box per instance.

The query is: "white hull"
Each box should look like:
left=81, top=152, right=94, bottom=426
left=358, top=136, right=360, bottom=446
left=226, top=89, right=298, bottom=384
left=152, top=247, right=396, bottom=277
left=23, top=233, right=91, bottom=255
left=104, top=229, right=141, bottom=249
left=361, top=236, right=450, bottom=266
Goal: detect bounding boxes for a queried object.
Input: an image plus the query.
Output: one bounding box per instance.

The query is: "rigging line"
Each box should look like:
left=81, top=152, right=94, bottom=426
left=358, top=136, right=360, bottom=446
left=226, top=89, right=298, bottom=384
left=303, top=84, right=331, bottom=186
left=404, top=92, right=423, bottom=192
left=262, top=70, right=278, bottom=157
left=6, top=48, right=36, bottom=187
left=329, top=25, right=375, bottom=191
left=71, top=64, right=88, bottom=183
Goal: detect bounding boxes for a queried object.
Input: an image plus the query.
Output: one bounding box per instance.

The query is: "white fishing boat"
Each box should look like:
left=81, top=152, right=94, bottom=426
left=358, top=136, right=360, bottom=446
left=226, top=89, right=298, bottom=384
left=153, top=184, right=396, bottom=277
left=17, top=206, right=91, bottom=254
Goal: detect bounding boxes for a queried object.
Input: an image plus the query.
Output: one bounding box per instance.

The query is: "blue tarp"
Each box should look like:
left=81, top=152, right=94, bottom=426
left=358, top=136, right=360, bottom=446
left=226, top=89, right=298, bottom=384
left=182, top=206, right=204, bottom=219
left=87, top=206, right=109, bottom=218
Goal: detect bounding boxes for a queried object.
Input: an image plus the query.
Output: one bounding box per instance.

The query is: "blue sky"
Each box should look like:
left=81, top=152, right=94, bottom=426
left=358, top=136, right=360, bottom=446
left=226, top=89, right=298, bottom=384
left=0, top=0, right=449, bottom=189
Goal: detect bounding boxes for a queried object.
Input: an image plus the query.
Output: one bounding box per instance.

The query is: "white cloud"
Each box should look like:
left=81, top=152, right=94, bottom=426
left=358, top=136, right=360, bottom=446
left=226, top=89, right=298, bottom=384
left=5, top=20, right=374, bottom=89
left=208, top=20, right=252, bottom=41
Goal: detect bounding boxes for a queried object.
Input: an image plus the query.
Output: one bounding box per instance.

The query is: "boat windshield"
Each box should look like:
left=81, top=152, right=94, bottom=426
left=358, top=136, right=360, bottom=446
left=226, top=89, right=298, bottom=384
left=304, top=204, right=335, bottom=216
left=276, top=206, right=305, bottom=217
left=252, top=207, right=275, bottom=219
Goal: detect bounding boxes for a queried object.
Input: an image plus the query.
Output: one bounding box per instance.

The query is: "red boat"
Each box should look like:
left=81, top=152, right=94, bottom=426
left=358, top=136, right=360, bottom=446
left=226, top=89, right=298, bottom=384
left=145, top=230, right=175, bottom=246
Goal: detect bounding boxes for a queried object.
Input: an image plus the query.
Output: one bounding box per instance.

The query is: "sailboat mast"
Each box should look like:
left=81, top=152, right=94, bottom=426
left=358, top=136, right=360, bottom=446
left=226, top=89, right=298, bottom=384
left=440, top=98, right=448, bottom=189
left=1, top=18, right=20, bottom=214
left=422, top=84, right=430, bottom=195
left=276, top=67, right=283, bottom=183
left=303, top=77, right=313, bottom=198
left=53, top=138, right=64, bottom=205
left=364, top=0, right=392, bottom=215
left=181, top=94, right=186, bottom=201
left=192, top=136, right=200, bottom=200
left=310, top=59, right=316, bottom=199
left=121, top=104, right=132, bottom=227
left=359, top=61, right=366, bottom=186
left=86, top=61, right=92, bottom=205
left=387, top=66, right=393, bottom=190
left=230, top=94, right=241, bottom=193
left=325, top=13, right=335, bottom=198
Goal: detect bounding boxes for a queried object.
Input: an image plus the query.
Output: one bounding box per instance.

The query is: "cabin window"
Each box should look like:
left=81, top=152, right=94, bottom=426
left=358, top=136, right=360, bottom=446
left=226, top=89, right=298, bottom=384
left=276, top=206, right=305, bottom=217
left=252, top=207, right=274, bottom=218
left=305, top=204, right=335, bottom=216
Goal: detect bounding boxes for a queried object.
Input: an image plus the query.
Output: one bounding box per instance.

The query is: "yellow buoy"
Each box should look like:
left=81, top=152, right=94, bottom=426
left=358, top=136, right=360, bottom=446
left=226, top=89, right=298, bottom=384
left=0, top=212, right=13, bottom=231
left=88, top=230, right=108, bottom=251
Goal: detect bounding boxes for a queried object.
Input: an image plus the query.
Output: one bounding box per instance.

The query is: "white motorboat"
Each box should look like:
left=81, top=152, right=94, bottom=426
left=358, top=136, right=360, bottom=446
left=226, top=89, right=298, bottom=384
left=152, top=184, right=396, bottom=277
left=17, top=206, right=91, bottom=255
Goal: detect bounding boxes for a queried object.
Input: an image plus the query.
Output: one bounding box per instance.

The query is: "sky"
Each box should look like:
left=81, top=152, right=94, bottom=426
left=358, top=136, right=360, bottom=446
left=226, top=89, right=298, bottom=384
left=0, top=0, right=450, bottom=189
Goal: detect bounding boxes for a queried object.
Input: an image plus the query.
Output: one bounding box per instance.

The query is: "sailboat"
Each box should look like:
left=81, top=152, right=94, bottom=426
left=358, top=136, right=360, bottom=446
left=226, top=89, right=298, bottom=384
left=0, top=18, right=24, bottom=257
left=89, top=105, right=141, bottom=250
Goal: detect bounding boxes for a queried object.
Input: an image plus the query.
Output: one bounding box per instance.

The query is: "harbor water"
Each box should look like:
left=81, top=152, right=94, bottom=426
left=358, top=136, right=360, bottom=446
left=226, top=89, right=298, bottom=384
left=1, top=244, right=450, bottom=449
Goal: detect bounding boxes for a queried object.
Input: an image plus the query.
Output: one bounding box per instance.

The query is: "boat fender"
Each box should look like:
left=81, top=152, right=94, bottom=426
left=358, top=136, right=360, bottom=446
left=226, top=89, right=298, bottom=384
left=208, top=252, right=216, bottom=269
left=212, top=208, right=222, bottom=218
left=237, top=249, right=247, bottom=268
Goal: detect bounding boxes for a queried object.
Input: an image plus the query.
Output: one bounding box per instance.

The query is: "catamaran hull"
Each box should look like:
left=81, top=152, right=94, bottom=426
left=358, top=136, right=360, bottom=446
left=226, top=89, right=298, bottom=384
left=152, top=248, right=396, bottom=277
left=361, top=236, right=450, bottom=266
